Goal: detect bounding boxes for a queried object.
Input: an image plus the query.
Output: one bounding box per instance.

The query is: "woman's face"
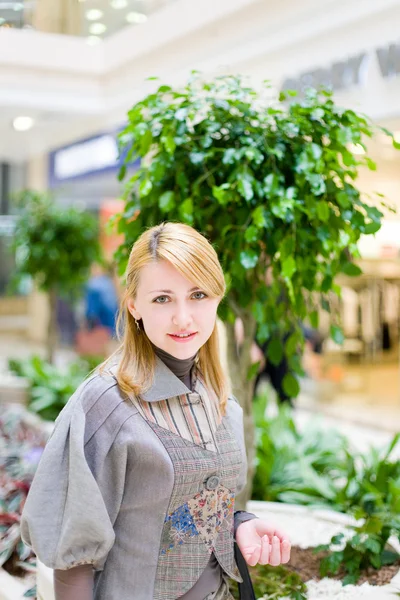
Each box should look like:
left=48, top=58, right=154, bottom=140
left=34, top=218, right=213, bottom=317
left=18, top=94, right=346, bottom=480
left=127, top=260, right=220, bottom=359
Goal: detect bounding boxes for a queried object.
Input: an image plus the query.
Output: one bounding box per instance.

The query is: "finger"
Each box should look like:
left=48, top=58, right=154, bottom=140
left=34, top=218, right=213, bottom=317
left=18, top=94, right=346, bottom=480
left=259, top=535, right=270, bottom=565
left=247, top=545, right=261, bottom=567
left=269, top=535, right=281, bottom=566
left=281, top=539, right=291, bottom=564
left=254, top=522, right=290, bottom=544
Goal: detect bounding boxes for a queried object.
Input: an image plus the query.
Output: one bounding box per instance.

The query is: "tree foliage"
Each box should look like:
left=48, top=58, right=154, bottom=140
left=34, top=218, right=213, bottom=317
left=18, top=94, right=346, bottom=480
left=115, top=74, right=396, bottom=382
left=11, top=190, right=100, bottom=297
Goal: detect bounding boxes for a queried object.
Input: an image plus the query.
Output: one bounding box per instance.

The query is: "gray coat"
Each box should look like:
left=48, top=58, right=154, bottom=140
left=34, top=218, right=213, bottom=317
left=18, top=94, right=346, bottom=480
left=21, top=358, right=248, bottom=600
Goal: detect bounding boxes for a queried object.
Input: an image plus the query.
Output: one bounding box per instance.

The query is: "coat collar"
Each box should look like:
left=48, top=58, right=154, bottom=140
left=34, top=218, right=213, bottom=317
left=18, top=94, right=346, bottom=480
left=141, top=355, right=195, bottom=402
left=108, top=355, right=198, bottom=402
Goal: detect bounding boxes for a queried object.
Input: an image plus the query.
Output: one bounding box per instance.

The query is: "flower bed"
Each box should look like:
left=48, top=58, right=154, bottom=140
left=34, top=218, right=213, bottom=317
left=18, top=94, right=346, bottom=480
left=246, top=501, right=400, bottom=599
left=0, top=403, right=52, bottom=600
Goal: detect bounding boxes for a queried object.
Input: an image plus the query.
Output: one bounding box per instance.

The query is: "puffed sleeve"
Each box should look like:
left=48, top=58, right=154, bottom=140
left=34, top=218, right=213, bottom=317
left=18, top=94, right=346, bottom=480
left=20, top=381, right=127, bottom=572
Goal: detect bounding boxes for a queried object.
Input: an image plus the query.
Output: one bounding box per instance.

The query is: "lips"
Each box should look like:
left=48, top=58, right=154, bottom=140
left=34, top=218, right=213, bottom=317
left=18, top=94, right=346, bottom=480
left=168, top=332, right=197, bottom=342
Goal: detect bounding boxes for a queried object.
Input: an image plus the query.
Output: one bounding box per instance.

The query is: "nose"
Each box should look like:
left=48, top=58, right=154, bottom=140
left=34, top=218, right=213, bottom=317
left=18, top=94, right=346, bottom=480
left=172, top=302, right=193, bottom=330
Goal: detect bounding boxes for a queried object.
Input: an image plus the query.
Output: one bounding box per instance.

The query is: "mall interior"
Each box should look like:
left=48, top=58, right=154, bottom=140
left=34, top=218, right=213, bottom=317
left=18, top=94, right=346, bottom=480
left=1, top=0, right=400, bottom=435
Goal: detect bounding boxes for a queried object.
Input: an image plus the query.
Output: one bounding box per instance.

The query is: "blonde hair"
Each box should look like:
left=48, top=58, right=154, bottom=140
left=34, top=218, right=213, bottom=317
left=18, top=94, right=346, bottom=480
left=101, top=222, right=230, bottom=414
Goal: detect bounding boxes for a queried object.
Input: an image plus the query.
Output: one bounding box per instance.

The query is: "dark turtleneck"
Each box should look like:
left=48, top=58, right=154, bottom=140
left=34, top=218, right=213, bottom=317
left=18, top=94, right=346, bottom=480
left=152, top=344, right=197, bottom=391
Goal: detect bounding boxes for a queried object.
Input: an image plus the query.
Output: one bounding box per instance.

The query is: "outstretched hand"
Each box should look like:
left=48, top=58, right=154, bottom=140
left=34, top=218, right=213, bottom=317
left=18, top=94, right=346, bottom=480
left=236, top=519, right=291, bottom=567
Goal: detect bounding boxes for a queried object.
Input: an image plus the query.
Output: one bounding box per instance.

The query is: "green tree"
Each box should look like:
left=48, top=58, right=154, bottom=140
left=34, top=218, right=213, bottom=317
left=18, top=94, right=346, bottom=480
left=11, top=190, right=100, bottom=363
left=114, top=74, right=398, bottom=502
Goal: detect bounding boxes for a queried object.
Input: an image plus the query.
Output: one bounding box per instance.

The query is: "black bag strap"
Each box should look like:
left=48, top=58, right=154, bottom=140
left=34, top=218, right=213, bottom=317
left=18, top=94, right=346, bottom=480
left=234, top=542, right=256, bottom=600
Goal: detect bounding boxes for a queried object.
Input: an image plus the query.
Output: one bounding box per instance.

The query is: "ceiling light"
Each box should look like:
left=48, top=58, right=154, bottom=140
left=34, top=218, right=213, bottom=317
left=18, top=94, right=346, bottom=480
left=13, top=116, right=34, bottom=132
left=85, top=9, right=103, bottom=20
left=110, top=0, right=128, bottom=8
left=89, top=22, right=106, bottom=34
left=348, top=143, right=365, bottom=155
left=86, top=35, right=102, bottom=45
left=126, top=11, right=147, bottom=23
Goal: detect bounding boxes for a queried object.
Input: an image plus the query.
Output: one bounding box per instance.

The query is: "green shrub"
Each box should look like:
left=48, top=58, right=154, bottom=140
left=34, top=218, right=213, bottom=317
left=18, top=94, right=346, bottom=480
left=316, top=433, right=400, bottom=584
left=253, top=394, right=400, bottom=583
left=252, top=395, right=351, bottom=509
left=8, top=355, right=102, bottom=421
left=230, top=563, right=307, bottom=600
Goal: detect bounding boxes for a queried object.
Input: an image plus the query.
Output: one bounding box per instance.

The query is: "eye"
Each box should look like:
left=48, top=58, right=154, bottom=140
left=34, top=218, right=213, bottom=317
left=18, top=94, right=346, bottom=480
left=153, top=295, right=170, bottom=304
left=192, top=291, right=207, bottom=300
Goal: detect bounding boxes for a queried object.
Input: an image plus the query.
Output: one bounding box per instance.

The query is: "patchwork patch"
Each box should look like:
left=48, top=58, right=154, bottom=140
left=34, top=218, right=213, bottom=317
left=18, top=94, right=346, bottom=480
left=161, top=486, right=234, bottom=555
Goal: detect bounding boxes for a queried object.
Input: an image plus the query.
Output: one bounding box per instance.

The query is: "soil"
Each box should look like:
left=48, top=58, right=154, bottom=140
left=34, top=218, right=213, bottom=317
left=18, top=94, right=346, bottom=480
left=286, top=545, right=400, bottom=586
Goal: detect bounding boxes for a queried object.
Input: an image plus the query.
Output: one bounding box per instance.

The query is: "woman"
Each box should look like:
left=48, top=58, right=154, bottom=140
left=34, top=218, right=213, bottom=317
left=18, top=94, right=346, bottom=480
left=21, top=223, right=291, bottom=600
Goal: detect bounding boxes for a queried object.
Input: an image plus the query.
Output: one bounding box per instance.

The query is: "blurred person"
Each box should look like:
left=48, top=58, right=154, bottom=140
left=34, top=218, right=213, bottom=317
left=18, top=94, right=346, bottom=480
left=85, top=262, right=119, bottom=337
left=20, top=222, right=291, bottom=600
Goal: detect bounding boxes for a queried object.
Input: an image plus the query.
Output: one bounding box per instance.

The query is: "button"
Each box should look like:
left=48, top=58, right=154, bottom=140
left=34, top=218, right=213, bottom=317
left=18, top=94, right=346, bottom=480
left=205, top=475, right=220, bottom=490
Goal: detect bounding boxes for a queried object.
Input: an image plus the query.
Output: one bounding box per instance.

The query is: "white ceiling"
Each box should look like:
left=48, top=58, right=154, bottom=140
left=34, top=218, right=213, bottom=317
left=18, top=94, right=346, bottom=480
left=1, top=0, right=400, bottom=172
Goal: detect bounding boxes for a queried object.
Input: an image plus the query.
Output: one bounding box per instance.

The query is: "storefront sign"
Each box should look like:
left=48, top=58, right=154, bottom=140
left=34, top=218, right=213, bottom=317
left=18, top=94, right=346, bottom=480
left=49, top=129, right=139, bottom=187
left=281, top=39, right=400, bottom=94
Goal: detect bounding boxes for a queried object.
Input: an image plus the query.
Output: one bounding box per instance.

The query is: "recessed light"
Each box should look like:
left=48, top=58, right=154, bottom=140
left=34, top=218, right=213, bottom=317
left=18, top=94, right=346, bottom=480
left=110, top=0, right=128, bottom=8
left=86, top=35, right=102, bottom=45
left=89, top=22, right=107, bottom=34
left=126, top=11, right=147, bottom=23
left=348, top=143, right=365, bottom=155
left=13, top=116, right=34, bottom=132
left=85, top=9, right=103, bottom=20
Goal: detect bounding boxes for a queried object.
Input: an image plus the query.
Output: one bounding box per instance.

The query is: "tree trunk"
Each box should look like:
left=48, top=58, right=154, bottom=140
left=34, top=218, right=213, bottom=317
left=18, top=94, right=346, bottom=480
left=225, top=311, right=257, bottom=509
left=47, top=288, right=58, bottom=364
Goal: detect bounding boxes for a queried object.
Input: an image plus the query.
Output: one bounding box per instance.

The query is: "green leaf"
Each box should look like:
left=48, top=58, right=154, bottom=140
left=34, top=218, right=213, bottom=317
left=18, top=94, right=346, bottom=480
left=310, top=310, right=319, bottom=328
left=364, top=222, right=381, bottom=234
left=161, top=135, right=176, bottom=155
left=393, top=138, right=400, bottom=150
left=212, top=184, right=230, bottom=205
left=118, top=164, right=127, bottom=182
left=267, top=338, right=284, bottom=366
left=330, top=325, right=344, bottom=345
left=240, top=250, right=259, bottom=269
left=252, top=206, right=267, bottom=228
left=365, top=157, right=377, bottom=171
left=140, top=128, right=153, bottom=154
left=222, top=148, right=239, bottom=164
left=285, top=333, right=298, bottom=357
left=310, top=143, right=323, bottom=160
left=175, top=107, right=188, bottom=121
left=282, top=373, right=300, bottom=397
left=337, top=192, right=350, bottom=208
left=281, top=256, right=296, bottom=280
left=159, top=191, right=176, bottom=212
left=317, top=201, right=330, bottom=221
left=139, top=178, right=153, bottom=197
left=189, top=152, right=205, bottom=165
left=245, top=226, right=258, bottom=243
left=238, top=175, right=254, bottom=201
left=342, top=262, right=362, bottom=276
left=178, top=197, right=194, bottom=223
left=247, top=361, right=261, bottom=381
left=263, top=173, right=279, bottom=195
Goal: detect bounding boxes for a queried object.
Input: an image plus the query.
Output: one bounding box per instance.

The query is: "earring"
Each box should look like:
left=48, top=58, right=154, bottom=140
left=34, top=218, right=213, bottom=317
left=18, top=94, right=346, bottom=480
left=135, top=319, right=141, bottom=332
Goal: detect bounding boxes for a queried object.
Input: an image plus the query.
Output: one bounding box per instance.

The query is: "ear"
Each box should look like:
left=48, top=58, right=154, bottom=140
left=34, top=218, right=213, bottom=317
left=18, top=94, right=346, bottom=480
left=127, top=298, right=141, bottom=321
